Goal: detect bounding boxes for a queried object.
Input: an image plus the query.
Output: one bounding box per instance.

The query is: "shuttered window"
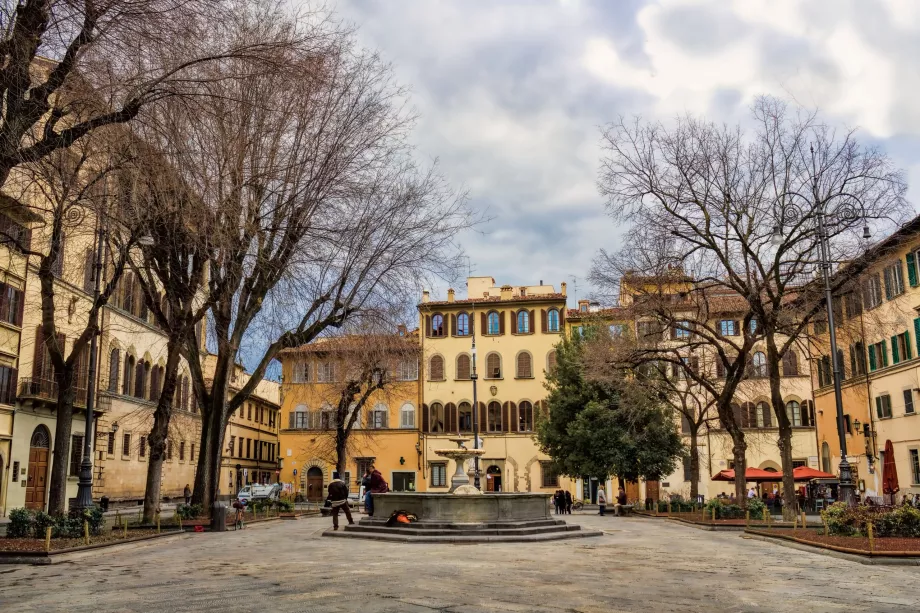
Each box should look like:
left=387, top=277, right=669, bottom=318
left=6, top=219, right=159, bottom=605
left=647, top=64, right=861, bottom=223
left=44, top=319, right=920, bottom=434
left=486, top=353, right=501, bottom=379
left=69, top=435, right=84, bottom=476
left=429, top=355, right=445, bottom=380
left=781, top=351, right=798, bottom=376
left=516, top=352, right=533, bottom=378
left=487, top=401, right=502, bottom=432
left=0, top=365, right=17, bottom=405
left=546, top=350, right=557, bottom=374
left=456, top=354, right=471, bottom=380
left=487, top=312, right=500, bottom=335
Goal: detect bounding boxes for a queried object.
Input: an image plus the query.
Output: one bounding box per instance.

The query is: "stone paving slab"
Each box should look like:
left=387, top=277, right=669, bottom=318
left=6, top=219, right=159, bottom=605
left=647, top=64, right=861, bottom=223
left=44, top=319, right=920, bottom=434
left=1, top=513, right=919, bottom=612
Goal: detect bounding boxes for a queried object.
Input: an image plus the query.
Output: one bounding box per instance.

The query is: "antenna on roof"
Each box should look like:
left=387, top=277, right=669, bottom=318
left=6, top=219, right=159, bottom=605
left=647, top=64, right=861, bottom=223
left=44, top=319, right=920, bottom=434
left=570, top=275, right=578, bottom=304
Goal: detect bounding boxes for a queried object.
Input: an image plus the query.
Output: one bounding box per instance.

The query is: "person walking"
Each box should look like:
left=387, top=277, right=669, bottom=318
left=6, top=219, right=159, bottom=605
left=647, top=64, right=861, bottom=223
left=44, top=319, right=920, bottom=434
left=597, top=487, right=607, bottom=516
left=615, top=487, right=628, bottom=516
left=326, top=472, right=354, bottom=531
left=564, top=490, right=573, bottom=514
left=183, top=484, right=191, bottom=506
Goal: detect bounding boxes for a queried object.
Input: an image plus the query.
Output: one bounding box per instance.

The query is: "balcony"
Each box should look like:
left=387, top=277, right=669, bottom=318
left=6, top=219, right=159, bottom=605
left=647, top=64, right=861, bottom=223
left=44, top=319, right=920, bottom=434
left=19, top=377, right=87, bottom=408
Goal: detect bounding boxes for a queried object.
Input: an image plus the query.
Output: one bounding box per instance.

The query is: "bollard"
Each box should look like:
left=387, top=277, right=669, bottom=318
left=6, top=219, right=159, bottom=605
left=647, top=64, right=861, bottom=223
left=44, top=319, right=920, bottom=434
left=667, top=501, right=671, bottom=516
left=178, top=513, right=183, bottom=530
left=801, top=511, right=806, bottom=528
left=711, top=507, right=716, bottom=522
left=45, top=526, right=52, bottom=552
left=868, top=521, right=875, bottom=553
left=156, top=512, right=161, bottom=534
left=123, top=518, right=128, bottom=539
left=823, top=517, right=829, bottom=537
left=763, top=508, right=768, bottom=524
left=84, top=520, right=90, bottom=546
left=745, top=510, right=750, bottom=527
left=793, top=514, right=798, bottom=530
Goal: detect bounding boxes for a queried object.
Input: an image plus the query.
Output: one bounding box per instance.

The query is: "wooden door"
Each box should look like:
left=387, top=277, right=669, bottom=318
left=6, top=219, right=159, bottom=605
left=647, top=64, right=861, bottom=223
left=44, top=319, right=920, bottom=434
left=306, top=467, right=324, bottom=502
left=625, top=480, right=640, bottom=503
left=646, top=480, right=660, bottom=502
left=26, top=447, right=49, bottom=510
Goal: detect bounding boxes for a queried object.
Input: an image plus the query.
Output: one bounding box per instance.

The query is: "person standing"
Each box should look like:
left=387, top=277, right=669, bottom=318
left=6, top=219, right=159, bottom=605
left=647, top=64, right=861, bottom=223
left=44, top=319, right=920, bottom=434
left=183, top=484, right=192, bottom=506
left=362, top=467, right=373, bottom=515
left=597, top=487, right=607, bottom=516
left=326, top=472, right=354, bottom=531
left=367, top=464, right=388, bottom=517
left=564, top=490, right=573, bottom=514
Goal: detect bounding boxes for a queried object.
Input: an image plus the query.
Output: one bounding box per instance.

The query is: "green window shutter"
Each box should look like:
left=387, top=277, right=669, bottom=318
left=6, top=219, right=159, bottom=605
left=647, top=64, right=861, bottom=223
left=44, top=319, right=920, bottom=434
left=908, top=253, right=919, bottom=287
left=868, top=345, right=877, bottom=371
left=881, top=340, right=889, bottom=366
left=891, top=335, right=900, bottom=364
left=915, top=318, right=920, bottom=357
left=906, top=331, right=913, bottom=360
left=876, top=396, right=883, bottom=419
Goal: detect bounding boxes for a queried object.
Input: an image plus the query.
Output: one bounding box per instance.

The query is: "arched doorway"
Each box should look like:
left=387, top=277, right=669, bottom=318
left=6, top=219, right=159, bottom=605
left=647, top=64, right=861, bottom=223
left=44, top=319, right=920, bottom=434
left=26, top=426, right=50, bottom=510
left=306, top=467, right=324, bottom=502
left=486, top=465, right=502, bottom=492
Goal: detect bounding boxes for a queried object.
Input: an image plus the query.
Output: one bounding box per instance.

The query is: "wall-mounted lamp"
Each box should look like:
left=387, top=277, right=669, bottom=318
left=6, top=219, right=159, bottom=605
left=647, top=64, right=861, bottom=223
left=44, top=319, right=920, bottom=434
left=853, top=418, right=861, bottom=432
left=399, top=456, right=405, bottom=465
left=111, top=422, right=119, bottom=433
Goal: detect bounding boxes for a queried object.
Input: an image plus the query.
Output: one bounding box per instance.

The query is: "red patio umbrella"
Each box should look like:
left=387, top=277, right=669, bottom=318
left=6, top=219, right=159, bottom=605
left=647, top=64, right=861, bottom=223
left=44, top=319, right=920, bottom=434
left=882, top=439, right=900, bottom=498
left=711, top=468, right=782, bottom=482
left=791, top=466, right=836, bottom=481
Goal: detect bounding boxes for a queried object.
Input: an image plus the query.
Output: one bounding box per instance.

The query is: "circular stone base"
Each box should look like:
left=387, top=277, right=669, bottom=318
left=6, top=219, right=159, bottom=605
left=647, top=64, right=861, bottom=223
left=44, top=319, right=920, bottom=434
left=453, top=485, right=483, bottom=495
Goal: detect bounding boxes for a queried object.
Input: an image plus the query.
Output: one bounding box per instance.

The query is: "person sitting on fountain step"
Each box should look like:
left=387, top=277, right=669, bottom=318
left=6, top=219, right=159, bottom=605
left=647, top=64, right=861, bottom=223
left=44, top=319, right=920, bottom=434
left=327, top=472, right=354, bottom=531
left=366, top=464, right=389, bottom=517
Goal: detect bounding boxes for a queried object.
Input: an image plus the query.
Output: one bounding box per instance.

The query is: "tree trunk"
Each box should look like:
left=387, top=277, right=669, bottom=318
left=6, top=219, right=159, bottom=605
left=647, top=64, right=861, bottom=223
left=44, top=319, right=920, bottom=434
left=730, top=435, right=747, bottom=505
left=335, top=424, right=347, bottom=478
left=766, top=336, right=796, bottom=520
left=142, top=342, right=182, bottom=523
left=688, top=427, right=699, bottom=500
left=191, top=347, right=233, bottom=510
left=47, top=367, right=77, bottom=516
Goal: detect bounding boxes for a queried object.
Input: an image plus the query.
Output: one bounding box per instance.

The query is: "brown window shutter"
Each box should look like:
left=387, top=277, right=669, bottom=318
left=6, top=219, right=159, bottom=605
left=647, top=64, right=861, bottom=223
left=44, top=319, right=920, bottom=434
left=450, top=314, right=457, bottom=337
left=479, top=402, right=487, bottom=431
left=15, top=287, right=24, bottom=327
left=444, top=314, right=451, bottom=336
left=502, top=402, right=510, bottom=432
left=425, top=315, right=431, bottom=337
left=469, top=314, right=474, bottom=336
left=33, top=325, right=45, bottom=380
left=446, top=403, right=457, bottom=432
left=481, top=312, right=487, bottom=335
left=559, top=310, right=565, bottom=330
left=499, top=311, right=505, bottom=335
left=509, top=401, right=518, bottom=432
left=422, top=403, right=430, bottom=433
left=733, top=321, right=740, bottom=336
left=529, top=310, right=535, bottom=334
left=0, top=282, right=8, bottom=321
left=535, top=400, right=545, bottom=422
left=541, top=309, right=547, bottom=333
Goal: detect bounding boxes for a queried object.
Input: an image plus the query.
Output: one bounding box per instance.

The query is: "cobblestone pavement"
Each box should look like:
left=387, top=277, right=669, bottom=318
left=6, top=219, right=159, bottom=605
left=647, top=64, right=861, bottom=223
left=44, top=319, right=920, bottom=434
left=2, top=513, right=919, bottom=612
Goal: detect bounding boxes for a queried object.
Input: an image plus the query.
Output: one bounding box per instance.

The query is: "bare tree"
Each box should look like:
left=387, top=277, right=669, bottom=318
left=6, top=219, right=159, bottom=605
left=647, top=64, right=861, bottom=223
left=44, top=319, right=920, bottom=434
left=594, top=97, right=908, bottom=509
left=142, top=19, right=476, bottom=509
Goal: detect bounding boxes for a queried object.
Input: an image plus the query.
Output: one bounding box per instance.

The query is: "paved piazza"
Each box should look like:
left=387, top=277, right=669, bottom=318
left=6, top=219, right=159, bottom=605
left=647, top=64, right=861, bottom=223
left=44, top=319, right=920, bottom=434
left=1, top=514, right=918, bottom=612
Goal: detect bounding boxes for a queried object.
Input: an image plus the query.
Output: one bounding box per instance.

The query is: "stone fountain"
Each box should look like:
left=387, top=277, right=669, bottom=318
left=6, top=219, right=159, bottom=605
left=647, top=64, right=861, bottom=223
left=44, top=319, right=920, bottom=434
left=324, top=437, right=602, bottom=543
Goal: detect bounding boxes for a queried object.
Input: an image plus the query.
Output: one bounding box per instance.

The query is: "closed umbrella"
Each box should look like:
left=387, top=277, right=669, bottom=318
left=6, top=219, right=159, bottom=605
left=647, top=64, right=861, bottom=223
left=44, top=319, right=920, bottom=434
left=882, top=439, right=899, bottom=501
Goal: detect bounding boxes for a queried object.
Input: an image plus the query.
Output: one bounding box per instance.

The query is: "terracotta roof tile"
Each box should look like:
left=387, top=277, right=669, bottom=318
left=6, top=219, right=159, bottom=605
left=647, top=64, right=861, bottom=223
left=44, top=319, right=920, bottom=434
left=418, top=293, right=567, bottom=308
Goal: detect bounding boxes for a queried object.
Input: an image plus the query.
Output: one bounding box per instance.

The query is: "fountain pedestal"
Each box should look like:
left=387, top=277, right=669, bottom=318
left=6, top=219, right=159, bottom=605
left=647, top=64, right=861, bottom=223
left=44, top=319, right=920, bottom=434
left=434, top=437, right=486, bottom=494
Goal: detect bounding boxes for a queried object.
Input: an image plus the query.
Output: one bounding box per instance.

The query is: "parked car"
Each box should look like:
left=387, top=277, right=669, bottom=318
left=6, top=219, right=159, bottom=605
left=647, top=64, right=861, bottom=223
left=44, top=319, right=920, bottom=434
left=237, top=483, right=281, bottom=503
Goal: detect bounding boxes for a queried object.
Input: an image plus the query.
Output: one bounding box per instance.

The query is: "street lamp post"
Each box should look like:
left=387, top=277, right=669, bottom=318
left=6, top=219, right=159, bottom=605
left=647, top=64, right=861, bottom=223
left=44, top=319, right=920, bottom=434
left=471, top=333, right=481, bottom=491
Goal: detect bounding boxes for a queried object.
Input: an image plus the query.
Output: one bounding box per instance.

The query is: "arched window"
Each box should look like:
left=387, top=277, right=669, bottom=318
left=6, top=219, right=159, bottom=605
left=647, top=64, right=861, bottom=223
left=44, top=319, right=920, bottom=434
left=786, top=400, right=802, bottom=427
left=740, top=402, right=756, bottom=428
left=518, top=400, right=533, bottom=432
left=486, top=352, right=501, bottom=379
left=756, top=401, right=772, bottom=428
left=400, top=403, right=415, bottom=428
left=782, top=350, right=799, bottom=377
left=456, top=312, right=470, bottom=336
left=751, top=352, right=767, bottom=378
left=370, top=404, right=388, bottom=429
left=428, top=355, right=445, bottom=381
left=431, top=313, right=445, bottom=337
left=458, top=401, right=472, bottom=431
left=456, top=354, right=471, bottom=380
left=108, top=348, right=120, bottom=392
left=547, top=308, right=560, bottom=332
left=398, top=359, right=418, bottom=381
left=516, top=352, right=533, bottom=378
left=30, top=425, right=50, bottom=448
left=123, top=355, right=135, bottom=396
left=150, top=366, right=161, bottom=402
left=821, top=441, right=831, bottom=473
left=487, top=311, right=500, bottom=335
left=487, top=400, right=502, bottom=432
left=430, top=402, right=445, bottom=432
left=546, top=350, right=557, bottom=374
left=181, top=376, right=190, bottom=412
left=516, top=310, right=529, bottom=334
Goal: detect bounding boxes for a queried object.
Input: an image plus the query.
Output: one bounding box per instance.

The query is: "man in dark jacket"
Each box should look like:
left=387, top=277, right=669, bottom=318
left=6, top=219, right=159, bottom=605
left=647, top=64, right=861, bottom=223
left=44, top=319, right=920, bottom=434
left=327, top=472, right=353, bottom=530
left=564, top=490, right=573, bottom=514
left=366, top=464, right=388, bottom=517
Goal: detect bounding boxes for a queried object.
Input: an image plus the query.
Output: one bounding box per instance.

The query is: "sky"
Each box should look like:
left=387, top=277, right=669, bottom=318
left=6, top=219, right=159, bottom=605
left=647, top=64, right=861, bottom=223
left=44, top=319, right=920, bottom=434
left=330, top=0, right=920, bottom=307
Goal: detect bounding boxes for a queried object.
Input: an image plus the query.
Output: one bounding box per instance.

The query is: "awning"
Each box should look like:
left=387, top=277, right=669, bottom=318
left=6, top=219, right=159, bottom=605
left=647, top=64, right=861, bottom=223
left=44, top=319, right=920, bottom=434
left=792, top=466, right=836, bottom=481
left=711, top=468, right=781, bottom=482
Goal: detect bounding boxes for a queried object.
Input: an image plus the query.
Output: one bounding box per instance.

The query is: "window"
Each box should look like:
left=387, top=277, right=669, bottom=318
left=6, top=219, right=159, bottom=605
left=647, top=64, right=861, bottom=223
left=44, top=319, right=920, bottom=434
left=456, top=312, right=470, bottom=336
left=429, top=402, right=445, bottom=433
left=122, top=355, right=135, bottom=395
left=845, top=291, right=863, bottom=318
left=430, top=313, right=445, bottom=337
left=541, top=462, right=559, bottom=488
left=516, top=352, right=533, bottom=378
left=229, top=435, right=236, bottom=456
left=0, top=213, right=30, bottom=250
left=487, top=311, right=500, bottom=335
left=850, top=342, right=867, bottom=377
left=893, top=331, right=911, bottom=364
left=370, top=405, right=388, bottom=429
left=910, top=449, right=920, bottom=485
left=750, top=352, right=767, bottom=378
left=122, top=433, right=131, bottom=457
left=134, top=360, right=147, bottom=399
left=166, top=439, right=172, bottom=461
left=518, top=400, right=533, bottom=432
left=821, top=442, right=831, bottom=474
left=398, top=360, right=418, bottom=381
left=836, top=348, right=846, bottom=381
left=683, top=455, right=692, bottom=482
left=317, top=361, right=335, bottom=382
left=750, top=319, right=758, bottom=334
left=516, top=310, right=530, bottom=334
left=400, top=403, right=416, bottom=428
left=69, top=435, right=84, bottom=476
left=547, top=308, right=560, bottom=332
left=391, top=471, right=416, bottom=492
left=0, top=365, right=16, bottom=406
left=905, top=390, right=915, bottom=415
left=238, top=437, right=243, bottom=457
left=428, top=355, right=445, bottom=381
left=320, top=410, right=334, bottom=429
left=456, top=354, right=471, bottom=380
left=292, top=405, right=309, bottom=429
left=247, top=404, right=252, bottom=420
left=813, top=319, right=828, bottom=335
left=864, top=273, right=883, bottom=309
left=547, top=350, right=557, bottom=374
left=486, top=352, right=501, bottom=379
left=139, top=435, right=147, bottom=459
left=672, top=321, right=690, bottom=339
left=637, top=320, right=663, bottom=340
left=0, top=283, right=23, bottom=326
left=246, top=438, right=251, bottom=459
left=786, top=400, right=802, bottom=427
left=107, top=431, right=116, bottom=455
left=756, top=402, right=772, bottom=428
left=719, top=320, right=738, bottom=336
left=458, top=401, right=473, bottom=432
left=608, top=324, right=625, bottom=338
left=876, top=394, right=893, bottom=419
left=782, top=351, right=798, bottom=377
left=869, top=340, right=888, bottom=371
left=292, top=361, right=310, bottom=383
left=487, top=401, right=502, bottom=432
left=179, top=441, right=186, bottom=461
left=884, top=261, right=905, bottom=299
left=431, top=463, right=447, bottom=488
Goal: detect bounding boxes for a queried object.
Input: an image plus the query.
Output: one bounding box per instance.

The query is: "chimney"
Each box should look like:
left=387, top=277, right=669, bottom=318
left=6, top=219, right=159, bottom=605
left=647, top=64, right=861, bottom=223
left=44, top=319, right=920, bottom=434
left=397, top=324, right=407, bottom=337
left=561, top=282, right=567, bottom=297
left=500, top=284, right=513, bottom=300
left=422, top=290, right=430, bottom=303
left=447, top=288, right=455, bottom=303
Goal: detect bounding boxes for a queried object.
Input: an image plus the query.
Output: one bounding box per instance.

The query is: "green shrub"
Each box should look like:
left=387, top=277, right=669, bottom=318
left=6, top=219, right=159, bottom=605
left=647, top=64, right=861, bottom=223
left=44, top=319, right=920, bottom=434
left=746, top=497, right=766, bottom=518
left=274, top=499, right=294, bottom=512
left=7, top=508, right=33, bottom=538
left=177, top=503, right=203, bottom=519
left=33, top=511, right=56, bottom=538
left=821, top=503, right=882, bottom=536
left=873, top=505, right=920, bottom=538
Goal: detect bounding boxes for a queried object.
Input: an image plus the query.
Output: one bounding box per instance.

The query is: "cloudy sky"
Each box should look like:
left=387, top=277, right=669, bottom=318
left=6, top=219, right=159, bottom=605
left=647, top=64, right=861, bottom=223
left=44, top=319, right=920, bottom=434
left=331, top=0, right=920, bottom=306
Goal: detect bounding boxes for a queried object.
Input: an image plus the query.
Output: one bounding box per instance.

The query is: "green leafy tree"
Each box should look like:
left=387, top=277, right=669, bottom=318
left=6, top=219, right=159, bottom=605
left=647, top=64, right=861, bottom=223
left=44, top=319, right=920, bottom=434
left=537, top=331, right=685, bottom=486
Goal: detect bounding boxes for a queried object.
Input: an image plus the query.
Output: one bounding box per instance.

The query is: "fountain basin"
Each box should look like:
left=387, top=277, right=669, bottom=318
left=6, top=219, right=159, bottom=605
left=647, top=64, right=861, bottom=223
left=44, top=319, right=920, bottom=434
left=369, top=492, right=551, bottom=523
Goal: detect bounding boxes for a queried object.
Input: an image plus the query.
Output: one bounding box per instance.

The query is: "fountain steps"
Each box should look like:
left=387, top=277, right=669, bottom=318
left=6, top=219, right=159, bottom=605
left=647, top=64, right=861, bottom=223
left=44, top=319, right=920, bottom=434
left=325, top=517, right=603, bottom=542
left=342, top=523, right=583, bottom=537
left=357, top=518, right=569, bottom=530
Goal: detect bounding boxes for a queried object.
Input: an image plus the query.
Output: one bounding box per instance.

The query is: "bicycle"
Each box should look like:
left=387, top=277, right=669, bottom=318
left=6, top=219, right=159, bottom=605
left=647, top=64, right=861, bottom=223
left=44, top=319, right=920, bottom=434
left=572, top=500, right=585, bottom=511
left=232, top=500, right=246, bottom=530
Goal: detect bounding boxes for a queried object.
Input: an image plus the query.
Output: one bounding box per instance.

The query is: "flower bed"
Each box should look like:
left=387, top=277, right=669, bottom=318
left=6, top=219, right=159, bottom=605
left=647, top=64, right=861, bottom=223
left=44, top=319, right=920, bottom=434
left=2, top=529, right=165, bottom=553
left=747, top=528, right=920, bottom=555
